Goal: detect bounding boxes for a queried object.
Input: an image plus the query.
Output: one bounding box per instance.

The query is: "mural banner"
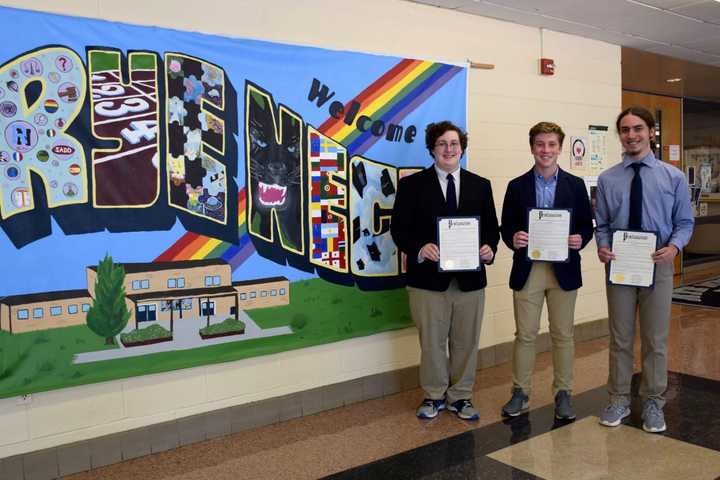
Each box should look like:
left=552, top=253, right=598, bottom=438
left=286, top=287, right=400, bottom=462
left=0, top=6, right=467, bottom=398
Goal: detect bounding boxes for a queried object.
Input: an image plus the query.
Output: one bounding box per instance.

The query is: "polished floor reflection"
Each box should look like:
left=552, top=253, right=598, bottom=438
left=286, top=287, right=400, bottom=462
left=66, top=300, right=720, bottom=480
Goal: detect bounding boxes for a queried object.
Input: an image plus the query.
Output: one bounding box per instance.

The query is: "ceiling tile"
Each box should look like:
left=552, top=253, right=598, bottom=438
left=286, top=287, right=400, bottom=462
left=673, top=2, right=720, bottom=22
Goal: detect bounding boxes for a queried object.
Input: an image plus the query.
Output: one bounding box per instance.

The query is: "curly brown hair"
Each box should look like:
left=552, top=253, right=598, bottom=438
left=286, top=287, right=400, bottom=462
left=425, top=121, right=468, bottom=158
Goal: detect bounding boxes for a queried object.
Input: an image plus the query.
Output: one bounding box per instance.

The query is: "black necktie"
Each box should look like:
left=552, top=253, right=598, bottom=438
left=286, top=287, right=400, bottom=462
left=446, top=173, right=457, bottom=214
left=628, top=163, right=644, bottom=230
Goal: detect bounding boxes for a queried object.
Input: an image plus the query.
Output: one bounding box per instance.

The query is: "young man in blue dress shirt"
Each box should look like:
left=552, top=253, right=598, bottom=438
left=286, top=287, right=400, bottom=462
left=595, top=107, right=694, bottom=433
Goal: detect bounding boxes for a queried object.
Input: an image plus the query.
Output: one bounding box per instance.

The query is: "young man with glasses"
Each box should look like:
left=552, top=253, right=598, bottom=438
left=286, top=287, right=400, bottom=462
left=391, top=121, right=499, bottom=421
left=500, top=122, right=594, bottom=421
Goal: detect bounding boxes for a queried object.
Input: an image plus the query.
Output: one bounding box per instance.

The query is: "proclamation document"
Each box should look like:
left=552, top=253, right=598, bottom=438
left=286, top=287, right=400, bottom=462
left=527, top=208, right=571, bottom=262
left=609, top=230, right=657, bottom=287
left=438, top=217, right=480, bottom=272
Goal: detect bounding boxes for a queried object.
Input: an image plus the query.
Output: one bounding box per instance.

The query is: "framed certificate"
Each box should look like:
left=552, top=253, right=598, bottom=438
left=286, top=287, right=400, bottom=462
left=609, top=230, right=658, bottom=287
left=526, top=208, right=571, bottom=263
left=437, top=216, right=481, bottom=272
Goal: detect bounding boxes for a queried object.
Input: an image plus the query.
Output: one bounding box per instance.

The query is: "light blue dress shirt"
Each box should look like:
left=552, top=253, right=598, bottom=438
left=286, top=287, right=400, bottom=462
left=595, top=152, right=694, bottom=250
left=535, top=168, right=558, bottom=208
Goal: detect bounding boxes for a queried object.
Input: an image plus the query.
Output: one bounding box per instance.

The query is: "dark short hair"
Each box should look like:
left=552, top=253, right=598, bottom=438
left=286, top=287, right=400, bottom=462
left=529, top=122, right=565, bottom=147
left=425, top=121, right=468, bottom=158
left=616, top=106, right=656, bottom=149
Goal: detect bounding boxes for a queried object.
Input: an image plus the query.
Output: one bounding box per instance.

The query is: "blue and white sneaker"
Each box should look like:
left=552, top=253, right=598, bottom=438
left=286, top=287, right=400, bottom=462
left=642, top=399, right=666, bottom=433
left=416, top=398, right=446, bottom=419
left=448, top=399, right=480, bottom=421
left=599, top=401, right=630, bottom=427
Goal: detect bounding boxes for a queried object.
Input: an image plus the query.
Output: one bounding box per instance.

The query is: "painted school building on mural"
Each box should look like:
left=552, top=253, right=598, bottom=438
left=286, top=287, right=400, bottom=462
left=0, top=259, right=289, bottom=334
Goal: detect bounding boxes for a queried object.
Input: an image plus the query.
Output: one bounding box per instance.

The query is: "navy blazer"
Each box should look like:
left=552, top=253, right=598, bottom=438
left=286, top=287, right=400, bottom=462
left=391, top=166, right=500, bottom=292
left=501, top=167, right=594, bottom=291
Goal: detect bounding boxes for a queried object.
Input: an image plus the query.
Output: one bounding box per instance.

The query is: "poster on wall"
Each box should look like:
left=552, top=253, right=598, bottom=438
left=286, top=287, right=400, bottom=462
left=569, top=136, right=587, bottom=170
left=0, top=6, right=468, bottom=398
left=588, top=124, right=608, bottom=170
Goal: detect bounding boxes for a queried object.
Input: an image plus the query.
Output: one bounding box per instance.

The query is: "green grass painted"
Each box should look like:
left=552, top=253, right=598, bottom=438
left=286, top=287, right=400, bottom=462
left=0, top=279, right=412, bottom=399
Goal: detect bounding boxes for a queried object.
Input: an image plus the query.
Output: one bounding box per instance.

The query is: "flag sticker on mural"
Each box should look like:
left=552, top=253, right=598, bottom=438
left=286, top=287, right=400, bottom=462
left=0, top=5, right=466, bottom=399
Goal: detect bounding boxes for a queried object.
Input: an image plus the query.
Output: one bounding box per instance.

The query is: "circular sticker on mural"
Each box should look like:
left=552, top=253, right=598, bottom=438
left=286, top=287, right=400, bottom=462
left=5, top=165, right=20, bottom=181
left=5, top=121, right=38, bottom=153
left=51, top=141, right=75, bottom=160
left=62, top=182, right=79, bottom=197
left=33, top=113, right=48, bottom=126
left=0, top=101, right=17, bottom=118
left=57, top=82, right=80, bottom=103
left=6, top=80, right=18, bottom=93
left=68, top=163, right=81, bottom=175
left=9, top=69, right=19, bottom=79
left=11, top=187, right=31, bottom=208
left=44, top=99, right=59, bottom=113
left=46, top=128, right=56, bottom=138
left=50, top=180, right=58, bottom=188
left=48, top=72, right=61, bottom=84
left=36, top=150, right=49, bottom=162
left=20, top=58, right=43, bottom=77
left=55, top=55, right=73, bottom=73
left=0, top=151, right=9, bottom=163
left=12, top=152, right=23, bottom=162
left=55, top=118, right=66, bottom=128
left=52, top=160, right=59, bottom=167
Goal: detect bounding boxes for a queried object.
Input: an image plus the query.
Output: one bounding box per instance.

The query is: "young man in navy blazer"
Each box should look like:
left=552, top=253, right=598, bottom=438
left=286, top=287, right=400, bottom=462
left=391, top=121, right=500, bottom=421
left=500, top=122, right=594, bottom=420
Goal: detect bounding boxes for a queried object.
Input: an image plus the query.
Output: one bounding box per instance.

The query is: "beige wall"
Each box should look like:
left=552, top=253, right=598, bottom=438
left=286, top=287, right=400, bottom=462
left=0, top=296, right=91, bottom=334
left=235, top=280, right=290, bottom=310
left=0, top=0, right=620, bottom=458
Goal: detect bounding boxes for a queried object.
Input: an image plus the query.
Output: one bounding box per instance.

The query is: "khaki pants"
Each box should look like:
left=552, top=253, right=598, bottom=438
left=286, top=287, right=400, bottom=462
left=408, top=281, right=485, bottom=405
left=606, top=261, right=673, bottom=408
left=512, top=262, right=578, bottom=396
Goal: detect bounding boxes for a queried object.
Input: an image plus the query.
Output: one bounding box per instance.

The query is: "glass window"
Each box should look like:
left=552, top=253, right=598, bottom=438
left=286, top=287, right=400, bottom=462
left=270, top=289, right=277, bottom=296
left=205, top=276, right=212, bottom=287
left=17, top=309, right=29, bottom=320
left=240, top=293, right=247, bottom=300
left=177, top=277, right=185, bottom=288
left=141, top=279, right=149, bottom=289
left=50, top=306, right=62, bottom=316
left=213, top=275, right=221, bottom=286
left=82, top=303, right=90, bottom=312
left=68, top=305, right=78, bottom=314
left=181, top=298, right=192, bottom=310
left=279, top=288, right=286, bottom=295
left=33, top=308, right=43, bottom=318
left=168, top=278, right=177, bottom=288
left=261, top=290, right=268, bottom=297
left=132, top=280, right=141, bottom=290
left=250, top=291, right=256, bottom=299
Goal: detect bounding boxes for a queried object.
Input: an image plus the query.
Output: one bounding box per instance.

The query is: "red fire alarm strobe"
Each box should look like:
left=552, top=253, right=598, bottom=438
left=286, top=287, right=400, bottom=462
left=540, top=58, right=555, bottom=75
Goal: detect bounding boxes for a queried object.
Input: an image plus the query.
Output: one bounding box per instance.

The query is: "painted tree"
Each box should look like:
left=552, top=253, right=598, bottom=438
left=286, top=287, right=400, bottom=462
left=87, top=254, right=130, bottom=345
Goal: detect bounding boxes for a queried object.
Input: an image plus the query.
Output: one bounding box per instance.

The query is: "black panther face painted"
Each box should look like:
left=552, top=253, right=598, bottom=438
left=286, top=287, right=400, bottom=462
left=247, top=88, right=302, bottom=250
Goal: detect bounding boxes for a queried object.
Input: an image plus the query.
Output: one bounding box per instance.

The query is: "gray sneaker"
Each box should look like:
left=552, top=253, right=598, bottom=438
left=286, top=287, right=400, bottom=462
left=416, top=398, right=445, bottom=419
left=448, top=399, right=480, bottom=421
left=554, top=390, right=576, bottom=420
left=642, top=399, right=666, bottom=433
left=599, top=401, right=630, bottom=427
left=502, top=388, right=529, bottom=417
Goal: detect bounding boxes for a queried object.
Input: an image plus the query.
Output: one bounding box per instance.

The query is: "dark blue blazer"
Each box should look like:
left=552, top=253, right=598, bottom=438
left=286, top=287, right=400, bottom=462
left=391, top=167, right=500, bottom=292
left=501, top=167, right=594, bottom=291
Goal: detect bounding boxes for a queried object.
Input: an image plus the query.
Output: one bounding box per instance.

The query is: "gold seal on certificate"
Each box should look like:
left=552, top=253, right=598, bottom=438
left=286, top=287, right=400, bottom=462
left=527, top=208, right=571, bottom=262
left=438, top=217, right=481, bottom=272
left=609, top=230, right=657, bottom=287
